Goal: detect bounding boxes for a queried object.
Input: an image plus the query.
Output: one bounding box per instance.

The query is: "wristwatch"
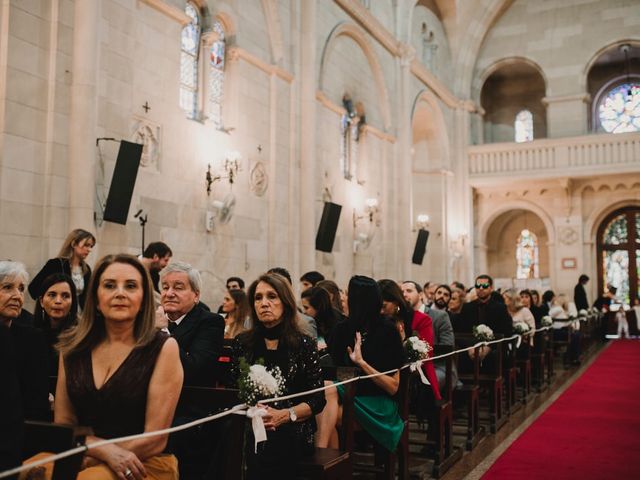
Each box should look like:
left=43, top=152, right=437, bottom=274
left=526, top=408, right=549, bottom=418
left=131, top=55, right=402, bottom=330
left=288, top=407, right=297, bottom=423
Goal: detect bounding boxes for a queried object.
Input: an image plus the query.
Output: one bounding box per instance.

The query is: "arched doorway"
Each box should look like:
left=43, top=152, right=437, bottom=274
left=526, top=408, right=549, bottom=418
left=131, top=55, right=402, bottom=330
left=597, top=206, right=640, bottom=305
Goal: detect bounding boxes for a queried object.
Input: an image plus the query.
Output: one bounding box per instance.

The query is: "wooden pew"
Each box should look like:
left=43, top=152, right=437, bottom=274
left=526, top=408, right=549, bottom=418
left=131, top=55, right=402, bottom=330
left=297, top=366, right=355, bottom=480
left=531, top=330, right=548, bottom=392
left=22, top=421, right=91, bottom=480
left=452, top=340, right=482, bottom=450
left=430, top=345, right=463, bottom=478
left=503, top=335, right=519, bottom=415
left=175, top=386, right=244, bottom=479
left=516, top=336, right=533, bottom=404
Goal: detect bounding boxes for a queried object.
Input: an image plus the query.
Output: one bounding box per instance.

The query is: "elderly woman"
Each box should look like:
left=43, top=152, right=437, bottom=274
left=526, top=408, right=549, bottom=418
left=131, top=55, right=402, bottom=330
left=33, top=273, right=78, bottom=376
left=230, top=273, right=326, bottom=479
left=0, top=261, right=50, bottom=421
left=29, top=229, right=96, bottom=310
left=503, top=288, right=536, bottom=345
left=41, top=254, right=183, bottom=480
left=318, top=276, right=405, bottom=452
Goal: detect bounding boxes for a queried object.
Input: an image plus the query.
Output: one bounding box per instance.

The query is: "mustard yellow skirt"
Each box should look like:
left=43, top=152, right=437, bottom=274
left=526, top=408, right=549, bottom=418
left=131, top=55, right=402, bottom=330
left=20, top=452, right=178, bottom=480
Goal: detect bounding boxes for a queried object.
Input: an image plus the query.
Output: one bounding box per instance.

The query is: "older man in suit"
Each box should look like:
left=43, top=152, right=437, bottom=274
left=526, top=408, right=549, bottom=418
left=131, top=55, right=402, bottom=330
left=158, top=261, right=224, bottom=480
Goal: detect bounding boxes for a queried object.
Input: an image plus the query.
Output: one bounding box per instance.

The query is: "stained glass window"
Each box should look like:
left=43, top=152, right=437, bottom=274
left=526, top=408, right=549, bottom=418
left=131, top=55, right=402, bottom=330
left=603, top=214, right=628, bottom=245
left=636, top=213, right=640, bottom=243
left=180, top=3, right=201, bottom=119
left=515, top=110, right=533, bottom=143
left=516, top=229, right=538, bottom=279
left=603, top=250, right=630, bottom=304
left=208, top=20, right=226, bottom=128
left=598, top=82, right=640, bottom=133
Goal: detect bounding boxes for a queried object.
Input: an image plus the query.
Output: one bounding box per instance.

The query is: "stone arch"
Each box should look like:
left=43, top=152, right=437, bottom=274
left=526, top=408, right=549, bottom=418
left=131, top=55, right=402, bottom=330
left=319, top=22, right=392, bottom=129
left=473, top=56, right=548, bottom=101
left=479, top=199, right=555, bottom=247
left=410, top=89, right=450, bottom=170
left=585, top=198, right=640, bottom=243
left=581, top=37, right=640, bottom=92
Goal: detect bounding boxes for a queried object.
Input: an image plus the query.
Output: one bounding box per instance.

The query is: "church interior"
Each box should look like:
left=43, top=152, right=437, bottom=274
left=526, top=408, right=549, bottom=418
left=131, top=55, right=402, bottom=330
left=1, top=0, right=639, bottom=479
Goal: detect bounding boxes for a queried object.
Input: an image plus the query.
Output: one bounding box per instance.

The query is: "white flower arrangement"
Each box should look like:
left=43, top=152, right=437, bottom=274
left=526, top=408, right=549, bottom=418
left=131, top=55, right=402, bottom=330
left=404, top=335, right=432, bottom=363
left=513, top=321, right=531, bottom=335
left=238, top=358, right=285, bottom=406
left=578, top=309, right=588, bottom=317
left=473, top=324, right=495, bottom=342
left=541, top=315, right=553, bottom=327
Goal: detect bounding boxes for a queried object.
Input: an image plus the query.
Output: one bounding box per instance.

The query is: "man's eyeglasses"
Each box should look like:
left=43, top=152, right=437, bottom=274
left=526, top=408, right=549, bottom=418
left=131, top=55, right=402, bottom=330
left=475, top=282, right=491, bottom=289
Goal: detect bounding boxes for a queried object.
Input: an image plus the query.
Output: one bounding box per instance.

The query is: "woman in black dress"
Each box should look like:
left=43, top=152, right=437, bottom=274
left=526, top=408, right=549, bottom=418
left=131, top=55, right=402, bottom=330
left=231, top=272, right=326, bottom=479
left=33, top=273, right=78, bottom=377
left=29, top=229, right=95, bottom=310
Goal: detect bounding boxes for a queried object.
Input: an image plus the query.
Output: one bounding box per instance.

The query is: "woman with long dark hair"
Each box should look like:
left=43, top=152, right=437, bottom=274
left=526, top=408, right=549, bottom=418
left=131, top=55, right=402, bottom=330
left=222, top=288, right=251, bottom=338
left=230, top=273, right=326, bottom=479
left=301, top=285, right=340, bottom=350
left=33, top=273, right=78, bottom=376
left=29, top=229, right=96, bottom=310
left=317, top=275, right=405, bottom=452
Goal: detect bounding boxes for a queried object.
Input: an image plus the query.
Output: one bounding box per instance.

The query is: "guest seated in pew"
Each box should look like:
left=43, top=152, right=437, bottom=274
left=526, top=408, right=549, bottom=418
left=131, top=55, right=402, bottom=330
left=0, top=261, right=50, bottom=422
left=549, top=294, right=582, bottom=365
left=520, top=289, right=545, bottom=328
left=317, top=276, right=405, bottom=452
left=221, top=287, right=251, bottom=339
left=33, top=273, right=78, bottom=377
left=503, top=288, right=535, bottom=345
left=301, top=285, right=340, bottom=351
left=230, top=272, right=326, bottom=479
left=27, top=254, right=183, bottom=480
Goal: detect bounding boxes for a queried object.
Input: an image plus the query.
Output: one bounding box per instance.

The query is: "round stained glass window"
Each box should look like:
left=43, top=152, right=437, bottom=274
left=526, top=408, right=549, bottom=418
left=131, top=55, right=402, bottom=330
left=598, top=83, right=640, bottom=133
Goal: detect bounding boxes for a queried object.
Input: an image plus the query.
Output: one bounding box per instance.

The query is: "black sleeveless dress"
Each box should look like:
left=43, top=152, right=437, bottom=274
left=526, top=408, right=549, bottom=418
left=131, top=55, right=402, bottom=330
left=65, top=331, right=169, bottom=439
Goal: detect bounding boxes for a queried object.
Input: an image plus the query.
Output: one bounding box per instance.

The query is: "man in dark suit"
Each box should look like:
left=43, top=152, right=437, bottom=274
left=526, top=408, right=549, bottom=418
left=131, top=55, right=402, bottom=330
left=158, top=261, right=224, bottom=387
left=457, top=274, right=513, bottom=365
left=159, top=261, right=224, bottom=480
left=574, top=274, right=590, bottom=312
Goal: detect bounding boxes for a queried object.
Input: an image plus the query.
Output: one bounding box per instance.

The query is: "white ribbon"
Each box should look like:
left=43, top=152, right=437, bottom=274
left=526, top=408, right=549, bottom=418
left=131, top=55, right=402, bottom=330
left=410, top=361, right=430, bottom=385
left=245, top=406, right=268, bottom=453
left=515, top=334, right=522, bottom=349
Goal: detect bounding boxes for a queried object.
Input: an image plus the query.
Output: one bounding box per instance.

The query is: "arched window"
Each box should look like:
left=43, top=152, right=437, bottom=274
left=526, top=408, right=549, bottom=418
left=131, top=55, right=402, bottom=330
left=597, top=82, right=640, bottom=133
left=516, top=229, right=538, bottom=279
left=207, top=20, right=226, bottom=128
left=597, top=207, right=640, bottom=305
left=180, top=2, right=201, bottom=119
left=514, top=110, right=533, bottom=143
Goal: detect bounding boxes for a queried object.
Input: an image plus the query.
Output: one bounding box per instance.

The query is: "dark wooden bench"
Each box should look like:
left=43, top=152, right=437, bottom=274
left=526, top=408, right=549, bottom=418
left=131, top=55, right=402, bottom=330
left=452, top=339, right=482, bottom=450
left=502, top=335, right=519, bottom=416
left=430, top=345, right=463, bottom=478
left=516, top=337, right=533, bottom=404
left=545, top=327, right=555, bottom=385
left=531, top=330, right=548, bottom=392
left=22, top=421, right=91, bottom=480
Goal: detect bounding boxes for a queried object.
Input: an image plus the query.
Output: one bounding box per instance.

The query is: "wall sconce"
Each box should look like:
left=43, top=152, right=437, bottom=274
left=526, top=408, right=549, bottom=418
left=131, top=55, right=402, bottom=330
left=353, top=197, right=381, bottom=228
left=415, top=214, right=430, bottom=230
left=205, top=150, right=242, bottom=196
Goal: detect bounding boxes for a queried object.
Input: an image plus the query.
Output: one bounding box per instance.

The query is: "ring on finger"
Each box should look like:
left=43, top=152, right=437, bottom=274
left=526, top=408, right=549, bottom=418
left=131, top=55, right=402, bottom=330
left=125, top=469, right=133, bottom=478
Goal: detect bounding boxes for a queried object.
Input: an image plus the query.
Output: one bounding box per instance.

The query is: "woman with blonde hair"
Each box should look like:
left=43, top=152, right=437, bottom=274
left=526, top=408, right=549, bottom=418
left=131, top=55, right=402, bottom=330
left=26, top=254, right=183, bottom=480
left=503, top=288, right=536, bottom=345
left=221, top=288, right=251, bottom=338
left=29, top=228, right=96, bottom=309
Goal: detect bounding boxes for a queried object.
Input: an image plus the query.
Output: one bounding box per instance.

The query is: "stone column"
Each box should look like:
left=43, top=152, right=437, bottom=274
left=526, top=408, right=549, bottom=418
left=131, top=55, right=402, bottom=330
left=543, top=93, right=590, bottom=138
left=68, top=0, right=99, bottom=230
left=298, top=0, right=316, bottom=274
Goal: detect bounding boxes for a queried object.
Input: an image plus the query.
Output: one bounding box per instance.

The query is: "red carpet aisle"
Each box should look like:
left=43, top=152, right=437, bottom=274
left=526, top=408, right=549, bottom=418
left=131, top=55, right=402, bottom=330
left=482, top=340, right=640, bottom=480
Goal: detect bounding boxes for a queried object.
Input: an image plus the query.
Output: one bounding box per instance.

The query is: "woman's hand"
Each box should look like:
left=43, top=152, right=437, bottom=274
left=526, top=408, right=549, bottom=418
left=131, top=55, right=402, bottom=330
left=93, top=443, right=146, bottom=480
left=347, top=332, right=364, bottom=367
left=260, top=405, right=290, bottom=431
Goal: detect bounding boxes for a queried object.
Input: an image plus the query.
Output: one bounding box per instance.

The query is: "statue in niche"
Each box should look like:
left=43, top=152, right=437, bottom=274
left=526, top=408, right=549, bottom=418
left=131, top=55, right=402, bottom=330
left=421, top=22, right=438, bottom=73
left=340, top=93, right=366, bottom=181
left=131, top=117, right=161, bottom=169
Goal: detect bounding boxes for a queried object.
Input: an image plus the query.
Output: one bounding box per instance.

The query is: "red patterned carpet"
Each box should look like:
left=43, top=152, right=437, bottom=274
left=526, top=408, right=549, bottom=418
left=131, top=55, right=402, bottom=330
left=482, top=339, right=640, bottom=480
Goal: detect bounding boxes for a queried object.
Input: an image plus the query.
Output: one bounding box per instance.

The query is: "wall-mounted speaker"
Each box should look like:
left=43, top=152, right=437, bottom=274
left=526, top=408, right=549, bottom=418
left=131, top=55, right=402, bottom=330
left=412, top=229, right=429, bottom=265
left=315, top=202, right=342, bottom=253
left=103, top=141, right=144, bottom=225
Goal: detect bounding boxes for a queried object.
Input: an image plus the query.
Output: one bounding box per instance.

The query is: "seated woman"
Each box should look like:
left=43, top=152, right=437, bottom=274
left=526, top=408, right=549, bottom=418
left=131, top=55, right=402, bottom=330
left=28, top=229, right=96, bottom=311
left=318, top=275, right=405, bottom=452
left=221, top=287, right=251, bottom=339
left=301, top=285, right=340, bottom=351
left=33, top=273, right=78, bottom=377
left=377, top=278, right=440, bottom=400
left=549, top=294, right=582, bottom=365
left=503, top=288, right=536, bottom=345
left=27, top=254, right=184, bottom=480
left=230, top=273, right=326, bottom=479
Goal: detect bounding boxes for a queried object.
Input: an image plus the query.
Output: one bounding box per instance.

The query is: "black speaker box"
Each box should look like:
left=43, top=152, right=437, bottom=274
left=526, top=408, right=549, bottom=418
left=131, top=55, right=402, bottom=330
left=103, top=141, right=143, bottom=225
left=315, top=202, right=342, bottom=253
left=412, top=229, right=429, bottom=265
